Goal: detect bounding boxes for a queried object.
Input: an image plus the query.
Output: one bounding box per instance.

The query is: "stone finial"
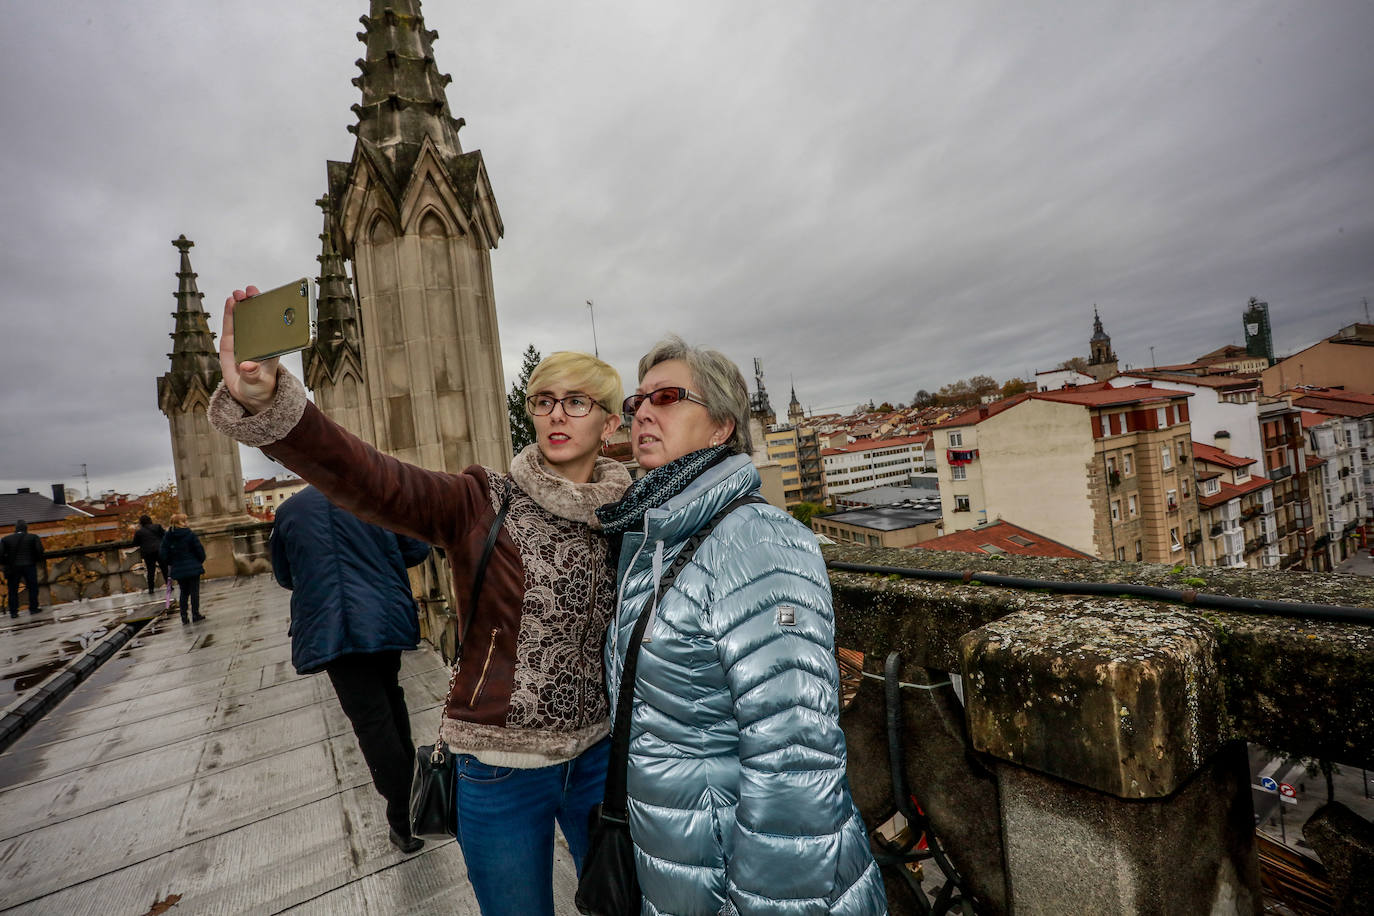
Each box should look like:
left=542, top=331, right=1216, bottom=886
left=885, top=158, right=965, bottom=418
left=157, top=235, right=222, bottom=414
left=961, top=603, right=1228, bottom=798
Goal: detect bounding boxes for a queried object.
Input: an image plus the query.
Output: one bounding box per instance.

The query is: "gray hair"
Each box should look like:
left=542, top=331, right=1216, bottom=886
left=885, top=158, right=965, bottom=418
left=637, top=334, right=754, bottom=455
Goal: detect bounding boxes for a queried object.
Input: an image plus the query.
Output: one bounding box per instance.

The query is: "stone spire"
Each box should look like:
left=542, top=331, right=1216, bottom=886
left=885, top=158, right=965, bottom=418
left=157, top=235, right=222, bottom=413
left=788, top=381, right=803, bottom=424
left=1087, top=305, right=1119, bottom=381
left=349, top=1, right=464, bottom=192
left=155, top=235, right=251, bottom=536
left=304, top=195, right=363, bottom=380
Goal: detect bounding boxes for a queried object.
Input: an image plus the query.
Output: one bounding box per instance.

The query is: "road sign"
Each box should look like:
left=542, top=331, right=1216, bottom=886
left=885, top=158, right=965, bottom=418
left=1279, top=783, right=1297, bottom=798
left=1260, top=776, right=1278, bottom=792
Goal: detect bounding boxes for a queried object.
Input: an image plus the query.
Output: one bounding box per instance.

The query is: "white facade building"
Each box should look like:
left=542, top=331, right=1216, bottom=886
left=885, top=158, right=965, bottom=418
left=821, top=435, right=932, bottom=502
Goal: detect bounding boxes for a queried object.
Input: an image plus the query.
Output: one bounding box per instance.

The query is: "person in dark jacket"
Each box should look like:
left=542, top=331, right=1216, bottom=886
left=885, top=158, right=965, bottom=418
left=160, top=513, right=206, bottom=623
left=131, top=515, right=168, bottom=596
left=2, top=520, right=46, bottom=617
left=270, top=485, right=432, bottom=855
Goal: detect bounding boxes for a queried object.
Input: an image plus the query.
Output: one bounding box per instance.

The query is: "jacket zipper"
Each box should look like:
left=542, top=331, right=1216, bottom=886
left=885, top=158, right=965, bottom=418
left=468, top=627, right=500, bottom=707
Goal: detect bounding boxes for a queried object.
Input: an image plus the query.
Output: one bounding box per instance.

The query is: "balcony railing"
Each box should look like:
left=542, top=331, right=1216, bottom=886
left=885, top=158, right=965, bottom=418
left=1209, top=523, right=1224, bottom=537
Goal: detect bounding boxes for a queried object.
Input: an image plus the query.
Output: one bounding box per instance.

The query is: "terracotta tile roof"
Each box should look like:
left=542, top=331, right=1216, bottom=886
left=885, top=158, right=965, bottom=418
left=1292, top=395, right=1374, bottom=418
left=821, top=433, right=930, bottom=456
left=932, top=393, right=1033, bottom=429
left=1192, top=442, right=1255, bottom=469
left=914, top=520, right=1093, bottom=559
left=1121, top=371, right=1259, bottom=391
left=1306, top=455, right=1326, bottom=469
left=1299, top=411, right=1330, bottom=429
left=1197, top=475, right=1272, bottom=509
left=1033, top=382, right=1193, bottom=407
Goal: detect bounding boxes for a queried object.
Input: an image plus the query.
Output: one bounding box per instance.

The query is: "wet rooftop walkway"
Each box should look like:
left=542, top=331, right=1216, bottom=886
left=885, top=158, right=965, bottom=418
left=0, top=575, right=578, bottom=914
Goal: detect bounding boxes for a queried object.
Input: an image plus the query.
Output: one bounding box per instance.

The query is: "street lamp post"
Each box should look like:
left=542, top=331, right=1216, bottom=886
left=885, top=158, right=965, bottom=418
left=586, top=299, right=599, bottom=358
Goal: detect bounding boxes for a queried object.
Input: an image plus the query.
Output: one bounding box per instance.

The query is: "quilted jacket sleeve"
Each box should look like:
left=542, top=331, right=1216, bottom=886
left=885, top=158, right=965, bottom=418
left=711, top=509, right=865, bottom=913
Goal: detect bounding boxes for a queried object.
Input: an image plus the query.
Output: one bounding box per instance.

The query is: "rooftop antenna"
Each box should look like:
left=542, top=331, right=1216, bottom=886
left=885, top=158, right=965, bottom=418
left=80, top=463, right=90, bottom=500
left=1364, top=297, right=1370, bottom=323
left=1149, top=346, right=1156, bottom=367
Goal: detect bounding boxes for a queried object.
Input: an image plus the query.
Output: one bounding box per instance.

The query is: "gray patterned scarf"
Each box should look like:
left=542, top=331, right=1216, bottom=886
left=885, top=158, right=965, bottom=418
left=594, top=445, right=731, bottom=535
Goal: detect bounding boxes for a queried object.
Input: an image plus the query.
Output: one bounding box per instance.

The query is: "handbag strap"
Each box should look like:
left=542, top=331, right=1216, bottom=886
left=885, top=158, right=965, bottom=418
left=432, top=482, right=513, bottom=750
left=600, top=494, right=766, bottom=818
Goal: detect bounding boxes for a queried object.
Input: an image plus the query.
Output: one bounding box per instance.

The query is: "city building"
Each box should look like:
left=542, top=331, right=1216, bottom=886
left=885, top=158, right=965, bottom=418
left=1258, top=401, right=1322, bottom=570
left=1297, top=401, right=1369, bottom=563
left=244, top=476, right=309, bottom=519
left=821, top=434, right=933, bottom=504
left=765, top=423, right=824, bottom=508
left=1193, top=444, right=1277, bottom=569
left=933, top=383, right=1202, bottom=562
left=0, top=486, right=89, bottom=540
left=914, top=519, right=1094, bottom=560
left=1261, top=323, right=1374, bottom=395
left=811, top=503, right=942, bottom=549
left=831, top=479, right=940, bottom=511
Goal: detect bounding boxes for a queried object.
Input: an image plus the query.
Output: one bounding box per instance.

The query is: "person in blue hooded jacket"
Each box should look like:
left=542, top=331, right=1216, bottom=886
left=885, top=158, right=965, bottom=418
left=271, top=485, right=432, bottom=854
left=595, top=336, right=887, bottom=915
left=160, top=514, right=206, bottom=624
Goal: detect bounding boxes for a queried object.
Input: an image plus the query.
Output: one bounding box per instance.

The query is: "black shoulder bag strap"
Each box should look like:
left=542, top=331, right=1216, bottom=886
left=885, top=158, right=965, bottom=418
left=600, top=494, right=766, bottom=821
left=458, top=485, right=513, bottom=654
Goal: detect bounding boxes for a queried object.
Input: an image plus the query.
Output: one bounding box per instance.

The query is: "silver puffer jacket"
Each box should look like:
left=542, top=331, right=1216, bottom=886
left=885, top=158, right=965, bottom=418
left=605, top=455, right=887, bottom=915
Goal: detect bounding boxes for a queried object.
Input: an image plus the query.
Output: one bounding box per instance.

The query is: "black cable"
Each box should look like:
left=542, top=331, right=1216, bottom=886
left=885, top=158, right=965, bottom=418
left=826, top=561, right=1374, bottom=625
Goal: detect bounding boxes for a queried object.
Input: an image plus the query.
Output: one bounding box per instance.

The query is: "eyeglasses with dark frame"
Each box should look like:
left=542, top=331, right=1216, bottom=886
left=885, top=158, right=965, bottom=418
left=525, top=393, right=609, bottom=417
left=621, top=386, right=710, bottom=421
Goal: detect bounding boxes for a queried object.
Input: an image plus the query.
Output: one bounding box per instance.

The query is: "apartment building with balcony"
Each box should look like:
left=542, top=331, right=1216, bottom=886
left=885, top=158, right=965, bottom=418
left=1193, top=444, right=1277, bottom=569
left=820, top=434, right=933, bottom=504
left=1258, top=402, right=1323, bottom=571
left=932, top=383, right=1201, bottom=562
left=1290, top=388, right=1374, bottom=537
left=764, top=423, right=823, bottom=508
left=1301, top=410, right=1366, bottom=564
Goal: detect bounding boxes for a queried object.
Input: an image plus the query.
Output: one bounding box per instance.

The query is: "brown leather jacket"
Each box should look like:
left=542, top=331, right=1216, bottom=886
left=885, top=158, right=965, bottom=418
left=210, top=371, right=630, bottom=766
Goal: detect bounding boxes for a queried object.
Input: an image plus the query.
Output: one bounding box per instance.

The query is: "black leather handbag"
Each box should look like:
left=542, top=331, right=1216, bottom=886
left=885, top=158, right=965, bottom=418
left=576, top=495, right=762, bottom=915
left=408, top=489, right=510, bottom=841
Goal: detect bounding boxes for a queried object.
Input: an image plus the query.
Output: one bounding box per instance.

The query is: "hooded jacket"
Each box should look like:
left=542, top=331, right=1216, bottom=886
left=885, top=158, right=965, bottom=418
left=271, top=486, right=432, bottom=674
left=1, top=521, right=44, bottom=570
left=160, top=526, right=205, bottom=579
left=208, top=369, right=632, bottom=768
left=606, top=454, right=885, bottom=915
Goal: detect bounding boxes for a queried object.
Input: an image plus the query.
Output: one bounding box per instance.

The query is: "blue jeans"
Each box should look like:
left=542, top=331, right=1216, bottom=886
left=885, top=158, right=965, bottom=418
left=454, top=737, right=610, bottom=916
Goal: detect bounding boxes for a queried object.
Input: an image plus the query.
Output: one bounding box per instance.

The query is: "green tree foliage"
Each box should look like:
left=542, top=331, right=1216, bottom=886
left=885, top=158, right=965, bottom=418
left=790, top=501, right=830, bottom=526
left=1057, top=356, right=1089, bottom=373
left=1001, top=378, right=1030, bottom=398
left=507, top=344, right=542, bottom=453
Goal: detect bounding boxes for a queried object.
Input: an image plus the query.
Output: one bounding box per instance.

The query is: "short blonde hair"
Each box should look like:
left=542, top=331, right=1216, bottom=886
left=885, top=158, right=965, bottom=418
left=170, top=513, right=189, bottom=528
left=526, top=351, right=624, bottom=418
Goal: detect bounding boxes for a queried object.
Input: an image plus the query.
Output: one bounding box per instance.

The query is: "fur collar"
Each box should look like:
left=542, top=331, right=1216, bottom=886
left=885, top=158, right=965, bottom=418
left=508, top=445, right=631, bottom=529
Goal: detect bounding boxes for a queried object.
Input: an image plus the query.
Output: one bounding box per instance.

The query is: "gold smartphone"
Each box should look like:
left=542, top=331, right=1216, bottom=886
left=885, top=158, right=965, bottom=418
left=233, top=278, right=316, bottom=362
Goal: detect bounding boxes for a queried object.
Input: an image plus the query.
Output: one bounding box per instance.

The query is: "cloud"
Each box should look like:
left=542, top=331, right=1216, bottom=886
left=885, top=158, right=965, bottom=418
left=2, top=0, right=1371, bottom=495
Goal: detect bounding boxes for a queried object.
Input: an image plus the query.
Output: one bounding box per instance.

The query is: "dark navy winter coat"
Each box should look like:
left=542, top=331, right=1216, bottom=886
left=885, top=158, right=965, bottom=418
left=270, top=486, right=431, bottom=674
left=159, top=526, right=205, bottom=580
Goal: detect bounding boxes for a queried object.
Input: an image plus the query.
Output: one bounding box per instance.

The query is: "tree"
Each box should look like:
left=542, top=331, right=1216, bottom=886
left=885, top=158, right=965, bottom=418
left=1057, top=356, right=1089, bottom=374
left=876, top=402, right=895, bottom=413
left=507, top=344, right=542, bottom=453
left=790, top=501, right=830, bottom=526
left=968, top=375, right=999, bottom=397
left=911, top=389, right=935, bottom=408
left=1001, top=378, right=1030, bottom=398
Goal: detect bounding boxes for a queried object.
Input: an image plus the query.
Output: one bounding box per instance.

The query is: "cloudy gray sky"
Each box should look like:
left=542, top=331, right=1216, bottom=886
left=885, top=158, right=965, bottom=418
left=2, top=1, right=1372, bottom=497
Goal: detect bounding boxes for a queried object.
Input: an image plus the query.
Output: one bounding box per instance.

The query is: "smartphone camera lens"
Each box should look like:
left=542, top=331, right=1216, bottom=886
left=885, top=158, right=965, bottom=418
left=283, top=307, right=296, bottom=326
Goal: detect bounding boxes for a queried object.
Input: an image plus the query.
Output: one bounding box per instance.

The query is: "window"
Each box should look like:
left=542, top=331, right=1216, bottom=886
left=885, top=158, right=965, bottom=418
left=1107, top=456, right=1117, bottom=474
left=868, top=535, right=880, bottom=547
left=1123, top=452, right=1133, bottom=476
left=979, top=544, right=1007, bottom=555
left=1167, top=489, right=1178, bottom=510
left=952, top=465, right=967, bottom=480
left=948, top=431, right=963, bottom=448
left=1117, top=546, right=1126, bottom=561
left=1134, top=540, right=1143, bottom=561
left=1170, top=527, right=1182, bottom=551
left=1111, top=500, right=1121, bottom=522
left=1181, top=478, right=1190, bottom=498
left=1156, top=407, right=1168, bottom=428
left=1007, top=534, right=1035, bottom=547
left=1161, top=443, right=1173, bottom=471
left=954, top=495, right=971, bottom=512
left=1128, top=494, right=1138, bottom=517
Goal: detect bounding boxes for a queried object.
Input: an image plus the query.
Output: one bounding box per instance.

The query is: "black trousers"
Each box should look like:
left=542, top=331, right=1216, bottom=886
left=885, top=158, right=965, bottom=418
left=6, top=566, right=39, bottom=615
left=326, top=650, right=415, bottom=837
left=143, top=554, right=169, bottom=595
left=176, top=576, right=201, bottom=617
